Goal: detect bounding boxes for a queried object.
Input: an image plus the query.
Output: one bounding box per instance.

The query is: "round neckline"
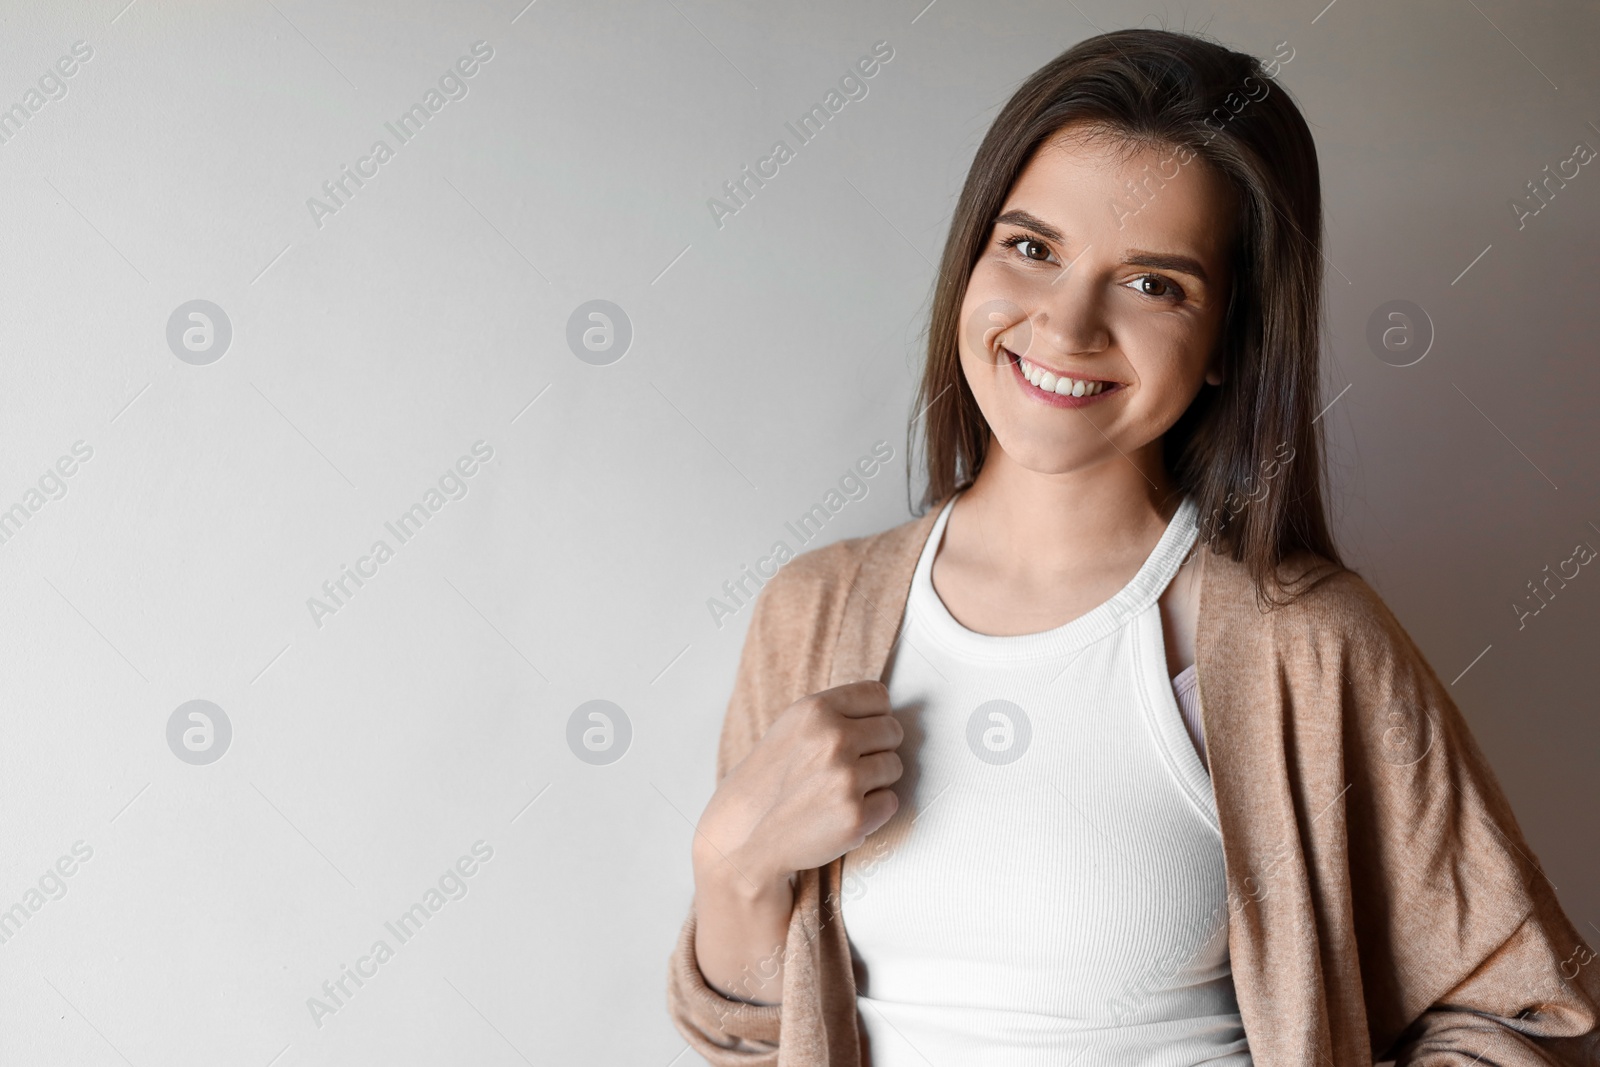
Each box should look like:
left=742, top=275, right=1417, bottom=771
left=906, top=490, right=1199, bottom=661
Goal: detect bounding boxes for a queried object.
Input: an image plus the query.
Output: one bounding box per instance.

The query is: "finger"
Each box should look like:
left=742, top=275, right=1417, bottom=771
left=844, top=712, right=904, bottom=756
left=855, top=750, right=904, bottom=793
left=817, top=679, right=891, bottom=718
left=857, top=786, right=900, bottom=837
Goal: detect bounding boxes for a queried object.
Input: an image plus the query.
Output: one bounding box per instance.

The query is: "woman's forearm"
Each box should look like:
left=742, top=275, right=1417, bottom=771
left=691, top=845, right=796, bottom=1005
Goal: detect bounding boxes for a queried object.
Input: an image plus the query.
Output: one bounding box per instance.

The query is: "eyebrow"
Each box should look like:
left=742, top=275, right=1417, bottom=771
left=992, top=209, right=1211, bottom=286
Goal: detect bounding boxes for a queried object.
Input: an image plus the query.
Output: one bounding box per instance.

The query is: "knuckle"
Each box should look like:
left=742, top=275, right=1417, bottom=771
left=844, top=805, right=872, bottom=843
left=836, top=786, right=859, bottom=813
left=795, top=694, right=826, bottom=721
left=793, top=699, right=831, bottom=737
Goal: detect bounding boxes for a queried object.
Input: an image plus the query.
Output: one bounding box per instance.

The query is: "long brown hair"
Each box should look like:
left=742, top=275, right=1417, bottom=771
left=908, top=28, right=1343, bottom=606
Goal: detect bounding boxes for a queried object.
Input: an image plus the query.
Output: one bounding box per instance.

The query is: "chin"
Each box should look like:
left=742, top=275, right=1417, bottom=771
left=989, top=428, right=1109, bottom=475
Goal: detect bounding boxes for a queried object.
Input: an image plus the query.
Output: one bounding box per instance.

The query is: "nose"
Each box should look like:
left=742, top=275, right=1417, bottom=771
left=1025, top=259, right=1110, bottom=362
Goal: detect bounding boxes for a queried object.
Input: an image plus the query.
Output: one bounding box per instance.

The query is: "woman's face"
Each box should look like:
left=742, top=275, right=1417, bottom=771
left=957, top=126, right=1238, bottom=479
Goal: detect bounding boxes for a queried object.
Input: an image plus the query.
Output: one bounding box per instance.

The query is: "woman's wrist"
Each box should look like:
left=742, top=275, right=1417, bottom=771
left=694, top=838, right=794, bottom=907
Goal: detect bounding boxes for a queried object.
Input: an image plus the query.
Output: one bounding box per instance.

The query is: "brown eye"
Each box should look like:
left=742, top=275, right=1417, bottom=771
left=1000, top=233, right=1056, bottom=263
left=1129, top=274, right=1185, bottom=301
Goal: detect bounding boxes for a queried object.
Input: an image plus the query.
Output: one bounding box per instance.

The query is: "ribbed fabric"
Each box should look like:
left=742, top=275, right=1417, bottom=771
left=840, top=492, right=1249, bottom=1066
left=1173, top=663, right=1207, bottom=772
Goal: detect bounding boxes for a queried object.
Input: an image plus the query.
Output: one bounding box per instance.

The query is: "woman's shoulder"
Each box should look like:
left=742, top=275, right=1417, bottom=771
left=758, top=506, right=939, bottom=607
left=1201, top=545, right=1425, bottom=675
left=1201, top=547, right=1459, bottom=770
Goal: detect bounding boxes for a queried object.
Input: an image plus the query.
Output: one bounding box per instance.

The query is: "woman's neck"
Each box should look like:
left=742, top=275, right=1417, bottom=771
left=930, top=435, right=1184, bottom=637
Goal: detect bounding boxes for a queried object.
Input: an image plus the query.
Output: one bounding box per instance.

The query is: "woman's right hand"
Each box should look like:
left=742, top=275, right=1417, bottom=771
left=694, top=680, right=906, bottom=893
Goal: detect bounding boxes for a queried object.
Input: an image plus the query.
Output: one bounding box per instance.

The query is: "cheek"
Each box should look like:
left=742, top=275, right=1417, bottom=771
left=1118, top=311, right=1208, bottom=381
left=956, top=338, right=1002, bottom=415
left=964, top=263, right=1046, bottom=339
left=959, top=266, right=1036, bottom=370
left=955, top=335, right=1030, bottom=454
left=967, top=257, right=1033, bottom=300
left=1121, top=339, right=1209, bottom=432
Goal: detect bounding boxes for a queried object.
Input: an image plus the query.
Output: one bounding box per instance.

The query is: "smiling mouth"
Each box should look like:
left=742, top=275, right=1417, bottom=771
left=1001, top=347, right=1123, bottom=401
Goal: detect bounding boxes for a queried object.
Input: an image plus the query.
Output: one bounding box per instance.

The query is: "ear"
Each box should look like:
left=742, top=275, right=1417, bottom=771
left=1205, top=364, right=1225, bottom=386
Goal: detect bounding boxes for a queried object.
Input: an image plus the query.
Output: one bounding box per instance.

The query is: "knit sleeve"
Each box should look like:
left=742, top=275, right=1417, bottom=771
left=667, top=903, right=783, bottom=1059
left=1384, top=911, right=1600, bottom=1065
left=1323, top=574, right=1600, bottom=1064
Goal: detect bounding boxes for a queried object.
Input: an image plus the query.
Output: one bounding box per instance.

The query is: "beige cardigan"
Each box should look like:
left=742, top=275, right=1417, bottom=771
left=667, top=501, right=1600, bottom=1065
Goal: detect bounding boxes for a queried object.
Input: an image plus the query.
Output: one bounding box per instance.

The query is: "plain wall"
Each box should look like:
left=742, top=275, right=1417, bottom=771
left=0, top=0, right=1594, bottom=1063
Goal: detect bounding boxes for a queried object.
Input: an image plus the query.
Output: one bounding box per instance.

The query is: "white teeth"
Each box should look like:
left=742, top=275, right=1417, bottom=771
left=1018, top=359, right=1107, bottom=398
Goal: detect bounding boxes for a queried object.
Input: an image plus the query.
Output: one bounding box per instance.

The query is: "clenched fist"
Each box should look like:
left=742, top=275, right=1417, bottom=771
left=689, top=680, right=906, bottom=1005
left=696, top=680, right=907, bottom=890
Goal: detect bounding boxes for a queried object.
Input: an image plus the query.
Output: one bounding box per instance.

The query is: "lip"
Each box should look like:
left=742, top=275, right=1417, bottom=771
left=1002, top=348, right=1124, bottom=408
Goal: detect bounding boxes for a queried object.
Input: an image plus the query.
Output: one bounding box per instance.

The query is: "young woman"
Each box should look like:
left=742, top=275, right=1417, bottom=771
left=668, top=28, right=1600, bottom=1066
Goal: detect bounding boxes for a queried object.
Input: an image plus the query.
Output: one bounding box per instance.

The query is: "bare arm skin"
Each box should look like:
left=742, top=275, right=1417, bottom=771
left=690, top=680, right=906, bottom=1004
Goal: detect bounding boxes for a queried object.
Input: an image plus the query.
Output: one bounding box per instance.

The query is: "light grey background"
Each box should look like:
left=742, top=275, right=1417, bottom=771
left=0, top=0, right=1595, bottom=1063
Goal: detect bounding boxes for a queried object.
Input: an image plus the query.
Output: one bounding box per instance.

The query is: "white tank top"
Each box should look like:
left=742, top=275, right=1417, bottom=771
left=840, top=492, right=1251, bottom=1066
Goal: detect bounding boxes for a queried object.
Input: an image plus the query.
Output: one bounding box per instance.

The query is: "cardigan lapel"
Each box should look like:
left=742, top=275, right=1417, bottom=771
left=827, top=503, right=943, bottom=689
left=1193, top=546, right=1362, bottom=1066
left=788, top=503, right=941, bottom=1067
